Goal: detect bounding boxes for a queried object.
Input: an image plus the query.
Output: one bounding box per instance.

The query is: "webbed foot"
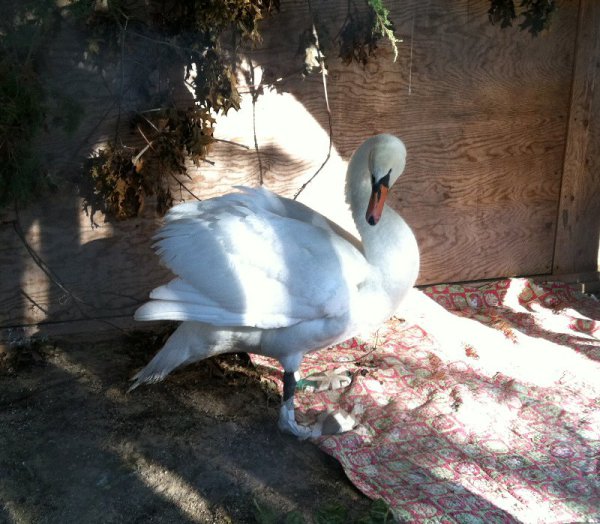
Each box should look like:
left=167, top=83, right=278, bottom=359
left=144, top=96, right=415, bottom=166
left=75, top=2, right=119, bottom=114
left=278, top=400, right=357, bottom=439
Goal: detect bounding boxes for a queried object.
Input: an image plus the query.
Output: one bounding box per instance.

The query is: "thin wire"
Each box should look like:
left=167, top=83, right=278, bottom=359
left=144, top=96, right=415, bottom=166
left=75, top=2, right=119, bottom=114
left=11, top=208, right=130, bottom=334
left=293, top=3, right=333, bottom=200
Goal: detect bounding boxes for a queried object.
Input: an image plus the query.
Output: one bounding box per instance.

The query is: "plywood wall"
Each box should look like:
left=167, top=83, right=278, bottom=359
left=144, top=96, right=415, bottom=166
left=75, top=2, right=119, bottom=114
left=172, top=0, right=580, bottom=283
left=554, top=0, right=600, bottom=275
left=0, top=0, right=595, bottom=337
left=385, top=2, right=577, bottom=282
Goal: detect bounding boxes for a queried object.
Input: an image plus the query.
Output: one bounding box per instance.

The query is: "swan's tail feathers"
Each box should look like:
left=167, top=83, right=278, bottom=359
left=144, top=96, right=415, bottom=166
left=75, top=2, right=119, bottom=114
left=134, top=279, right=213, bottom=322
left=128, top=322, right=209, bottom=392
left=128, top=364, right=170, bottom=391
left=134, top=279, right=243, bottom=325
left=135, top=300, right=206, bottom=322
left=134, top=299, right=247, bottom=326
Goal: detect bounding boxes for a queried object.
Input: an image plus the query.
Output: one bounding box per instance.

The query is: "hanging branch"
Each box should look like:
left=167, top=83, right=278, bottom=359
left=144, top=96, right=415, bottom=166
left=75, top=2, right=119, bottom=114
left=212, top=138, right=250, bottom=150
left=293, top=11, right=333, bottom=200
left=366, top=0, right=401, bottom=61
left=169, top=173, right=202, bottom=201
left=135, top=123, right=204, bottom=201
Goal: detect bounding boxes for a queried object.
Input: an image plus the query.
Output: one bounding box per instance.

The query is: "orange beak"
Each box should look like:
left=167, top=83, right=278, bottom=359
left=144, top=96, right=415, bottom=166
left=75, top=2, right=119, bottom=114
left=366, top=184, right=389, bottom=226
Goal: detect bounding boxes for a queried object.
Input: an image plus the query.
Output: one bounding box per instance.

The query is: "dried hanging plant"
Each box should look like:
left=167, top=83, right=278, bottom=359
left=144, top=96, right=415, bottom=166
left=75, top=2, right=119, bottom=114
left=488, top=0, right=556, bottom=36
left=337, top=0, right=400, bottom=66
left=75, top=0, right=279, bottom=220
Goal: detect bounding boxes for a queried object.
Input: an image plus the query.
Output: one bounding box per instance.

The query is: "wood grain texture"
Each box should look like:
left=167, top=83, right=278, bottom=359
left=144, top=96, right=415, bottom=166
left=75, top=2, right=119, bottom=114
left=553, top=0, right=600, bottom=274
left=0, top=0, right=584, bottom=333
left=217, top=0, right=577, bottom=285
left=0, top=193, right=172, bottom=328
left=320, top=0, right=577, bottom=283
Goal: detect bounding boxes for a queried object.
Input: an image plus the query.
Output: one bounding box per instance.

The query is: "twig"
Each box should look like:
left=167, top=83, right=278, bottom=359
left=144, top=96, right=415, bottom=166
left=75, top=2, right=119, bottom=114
left=169, top=173, right=202, bottom=201
left=71, top=58, right=162, bottom=163
left=133, top=124, right=156, bottom=165
left=138, top=108, right=167, bottom=114
left=141, top=115, right=161, bottom=134
left=127, top=29, right=207, bottom=59
left=212, top=137, right=250, bottom=149
left=293, top=13, right=333, bottom=200
left=132, top=143, right=152, bottom=165
left=136, top=119, right=208, bottom=200
left=20, top=290, right=49, bottom=315
left=235, top=67, right=306, bottom=95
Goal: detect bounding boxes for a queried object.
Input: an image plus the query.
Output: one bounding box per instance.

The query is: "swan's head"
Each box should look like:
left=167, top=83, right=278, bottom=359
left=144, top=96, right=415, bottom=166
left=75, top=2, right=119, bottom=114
left=365, top=135, right=407, bottom=226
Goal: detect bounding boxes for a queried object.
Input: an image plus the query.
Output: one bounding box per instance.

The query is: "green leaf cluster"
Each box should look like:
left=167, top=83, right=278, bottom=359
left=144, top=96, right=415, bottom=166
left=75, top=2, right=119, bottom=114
left=337, top=0, right=400, bottom=66
left=366, top=0, right=400, bottom=62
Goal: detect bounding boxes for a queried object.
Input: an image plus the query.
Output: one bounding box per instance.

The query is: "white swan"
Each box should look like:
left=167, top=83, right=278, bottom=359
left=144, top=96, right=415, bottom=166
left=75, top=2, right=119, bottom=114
left=131, top=134, right=419, bottom=438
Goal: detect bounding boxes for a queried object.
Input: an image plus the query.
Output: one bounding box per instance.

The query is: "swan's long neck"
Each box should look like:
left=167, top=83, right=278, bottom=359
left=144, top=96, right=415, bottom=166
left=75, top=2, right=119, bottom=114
left=347, top=167, right=419, bottom=306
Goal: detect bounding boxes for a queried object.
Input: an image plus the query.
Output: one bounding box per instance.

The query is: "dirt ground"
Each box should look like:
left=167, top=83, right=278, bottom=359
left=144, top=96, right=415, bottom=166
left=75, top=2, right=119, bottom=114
left=0, top=330, right=378, bottom=524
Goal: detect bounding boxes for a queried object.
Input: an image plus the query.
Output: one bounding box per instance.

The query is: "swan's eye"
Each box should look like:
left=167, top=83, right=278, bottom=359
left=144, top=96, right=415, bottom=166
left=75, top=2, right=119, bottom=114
left=372, top=170, right=391, bottom=191
left=381, top=170, right=391, bottom=188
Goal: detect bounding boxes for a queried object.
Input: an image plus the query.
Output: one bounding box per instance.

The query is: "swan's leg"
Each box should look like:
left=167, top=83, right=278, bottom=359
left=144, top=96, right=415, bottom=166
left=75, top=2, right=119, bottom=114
left=276, top=350, right=357, bottom=438
left=278, top=370, right=358, bottom=439
left=278, top=371, right=313, bottom=439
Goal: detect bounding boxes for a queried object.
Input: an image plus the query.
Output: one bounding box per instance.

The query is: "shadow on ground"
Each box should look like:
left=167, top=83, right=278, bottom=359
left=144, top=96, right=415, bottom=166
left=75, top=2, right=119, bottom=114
left=0, top=332, right=374, bottom=523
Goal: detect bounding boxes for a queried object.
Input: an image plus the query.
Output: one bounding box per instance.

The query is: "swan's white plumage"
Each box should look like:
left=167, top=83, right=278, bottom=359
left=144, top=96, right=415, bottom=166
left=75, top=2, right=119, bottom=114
left=131, top=134, right=420, bottom=437
left=135, top=186, right=369, bottom=330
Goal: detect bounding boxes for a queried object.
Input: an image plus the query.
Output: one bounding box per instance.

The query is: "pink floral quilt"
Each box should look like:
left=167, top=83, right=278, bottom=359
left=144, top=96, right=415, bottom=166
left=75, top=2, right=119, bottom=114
left=251, top=279, right=600, bottom=523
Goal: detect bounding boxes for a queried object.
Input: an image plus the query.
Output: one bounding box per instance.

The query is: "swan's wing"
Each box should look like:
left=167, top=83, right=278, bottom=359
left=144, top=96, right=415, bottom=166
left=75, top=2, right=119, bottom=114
left=135, top=189, right=369, bottom=329
left=164, top=187, right=334, bottom=231
left=162, top=187, right=363, bottom=252
left=237, top=187, right=363, bottom=252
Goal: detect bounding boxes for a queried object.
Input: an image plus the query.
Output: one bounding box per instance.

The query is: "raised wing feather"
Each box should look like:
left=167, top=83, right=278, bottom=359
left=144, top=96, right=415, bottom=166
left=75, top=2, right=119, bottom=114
left=135, top=188, right=369, bottom=329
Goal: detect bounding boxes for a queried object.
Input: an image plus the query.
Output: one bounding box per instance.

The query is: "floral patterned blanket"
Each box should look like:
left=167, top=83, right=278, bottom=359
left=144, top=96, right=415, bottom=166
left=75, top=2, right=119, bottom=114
left=251, top=279, right=600, bottom=523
